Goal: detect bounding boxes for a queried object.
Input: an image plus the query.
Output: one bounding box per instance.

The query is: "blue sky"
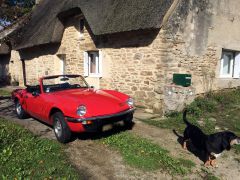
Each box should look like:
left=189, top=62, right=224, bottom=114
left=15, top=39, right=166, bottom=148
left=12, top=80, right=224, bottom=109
left=0, top=19, right=11, bottom=30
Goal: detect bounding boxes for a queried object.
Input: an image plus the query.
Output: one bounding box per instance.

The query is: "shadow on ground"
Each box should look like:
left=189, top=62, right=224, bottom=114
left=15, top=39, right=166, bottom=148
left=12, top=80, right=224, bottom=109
left=0, top=96, right=16, bottom=118
left=172, top=129, right=207, bottom=163
left=75, top=123, right=135, bottom=141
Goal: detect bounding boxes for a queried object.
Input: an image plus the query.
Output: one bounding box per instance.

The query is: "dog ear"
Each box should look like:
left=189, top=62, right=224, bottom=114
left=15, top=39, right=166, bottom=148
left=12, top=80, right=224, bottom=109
left=222, top=138, right=231, bottom=151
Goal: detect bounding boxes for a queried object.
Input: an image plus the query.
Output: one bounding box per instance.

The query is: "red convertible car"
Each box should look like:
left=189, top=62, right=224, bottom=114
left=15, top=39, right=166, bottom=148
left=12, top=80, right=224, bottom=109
left=12, top=75, right=135, bottom=143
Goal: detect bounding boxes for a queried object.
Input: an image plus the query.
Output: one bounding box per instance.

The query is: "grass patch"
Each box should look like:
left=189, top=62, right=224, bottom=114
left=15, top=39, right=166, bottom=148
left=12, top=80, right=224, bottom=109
left=201, top=168, right=220, bottom=180
left=140, top=88, right=240, bottom=135
left=0, top=118, right=80, bottom=179
left=0, top=88, right=11, bottom=97
left=101, top=131, right=195, bottom=175
left=234, top=145, right=240, bottom=154
left=204, top=174, right=220, bottom=180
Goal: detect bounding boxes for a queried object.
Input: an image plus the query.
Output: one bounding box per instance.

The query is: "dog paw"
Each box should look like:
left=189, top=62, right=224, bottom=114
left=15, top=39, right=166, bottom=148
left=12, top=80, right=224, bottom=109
left=204, top=161, right=211, bottom=167
left=210, top=160, right=219, bottom=168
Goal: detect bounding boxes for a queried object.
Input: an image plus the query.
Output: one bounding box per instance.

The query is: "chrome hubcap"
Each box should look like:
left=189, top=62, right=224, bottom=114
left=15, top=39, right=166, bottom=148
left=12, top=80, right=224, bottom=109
left=16, top=102, right=22, bottom=115
left=54, top=119, right=62, bottom=137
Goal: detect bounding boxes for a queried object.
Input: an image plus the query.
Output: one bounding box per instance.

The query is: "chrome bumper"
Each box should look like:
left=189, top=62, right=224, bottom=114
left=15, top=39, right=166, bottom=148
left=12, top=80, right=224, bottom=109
left=66, top=108, right=135, bottom=123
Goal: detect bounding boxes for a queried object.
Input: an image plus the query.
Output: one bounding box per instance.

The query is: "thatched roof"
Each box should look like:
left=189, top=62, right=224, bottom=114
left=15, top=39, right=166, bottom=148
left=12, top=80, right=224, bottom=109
left=72, top=0, right=174, bottom=34
left=9, top=0, right=175, bottom=50
left=0, top=43, right=10, bottom=54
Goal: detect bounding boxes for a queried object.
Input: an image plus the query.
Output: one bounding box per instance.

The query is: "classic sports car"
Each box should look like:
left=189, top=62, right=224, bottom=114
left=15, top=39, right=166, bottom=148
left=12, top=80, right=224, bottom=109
left=12, top=75, right=135, bottom=143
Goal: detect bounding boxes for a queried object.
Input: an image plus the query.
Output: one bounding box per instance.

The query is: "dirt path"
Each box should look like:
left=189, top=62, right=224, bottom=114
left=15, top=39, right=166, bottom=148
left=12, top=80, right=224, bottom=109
left=1, top=97, right=240, bottom=179
left=0, top=98, right=172, bottom=179
left=66, top=136, right=172, bottom=180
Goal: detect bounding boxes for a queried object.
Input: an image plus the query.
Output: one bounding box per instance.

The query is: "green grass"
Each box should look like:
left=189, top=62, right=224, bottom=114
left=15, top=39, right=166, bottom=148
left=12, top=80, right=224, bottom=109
left=204, top=173, right=220, bottom=180
left=140, top=88, right=240, bottom=135
left=101, top=131, right=195, bottom=175
left=0, top=88, right=11, bottom=97
left=234, top=144, right=240, bottom=154
left=0, top=118, right=80, bottom=179
left=201, top=168, right=220, bottom=180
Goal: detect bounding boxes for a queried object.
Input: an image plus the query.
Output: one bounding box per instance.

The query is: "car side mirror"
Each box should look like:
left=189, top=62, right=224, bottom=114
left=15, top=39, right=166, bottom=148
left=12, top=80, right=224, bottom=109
left=32, top=91, right=39, bottom=97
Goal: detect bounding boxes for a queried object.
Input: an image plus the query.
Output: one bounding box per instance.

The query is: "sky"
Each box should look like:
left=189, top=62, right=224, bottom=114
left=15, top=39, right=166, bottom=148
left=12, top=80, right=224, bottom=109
left=0, top=18, right=11, bottom=30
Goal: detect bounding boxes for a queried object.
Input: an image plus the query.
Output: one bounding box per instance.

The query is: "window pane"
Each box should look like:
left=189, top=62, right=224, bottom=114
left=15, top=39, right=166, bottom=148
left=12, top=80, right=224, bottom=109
left=80, top=19, right=84, bottom=33
left=90, top=54, right=96, bottom=73
left=222, top=54, right=232, bottom=75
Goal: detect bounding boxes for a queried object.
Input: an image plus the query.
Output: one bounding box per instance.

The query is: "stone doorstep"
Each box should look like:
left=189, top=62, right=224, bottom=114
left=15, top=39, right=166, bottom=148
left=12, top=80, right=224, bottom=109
left=134, top=108, right=162, bottom=120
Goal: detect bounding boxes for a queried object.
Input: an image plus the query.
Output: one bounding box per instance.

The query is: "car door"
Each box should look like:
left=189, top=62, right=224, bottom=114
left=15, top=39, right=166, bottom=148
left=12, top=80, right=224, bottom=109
left=24, top=86, right=48, bottom=121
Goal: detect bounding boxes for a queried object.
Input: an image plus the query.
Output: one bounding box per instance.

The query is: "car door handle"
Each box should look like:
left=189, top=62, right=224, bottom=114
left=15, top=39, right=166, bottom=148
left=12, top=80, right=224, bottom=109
left=24, top=95, right=28, bottom=98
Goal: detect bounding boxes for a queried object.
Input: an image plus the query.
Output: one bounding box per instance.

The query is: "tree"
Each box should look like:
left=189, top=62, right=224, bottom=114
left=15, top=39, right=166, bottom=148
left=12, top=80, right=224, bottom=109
left=0, top=0, right=35, bottom=28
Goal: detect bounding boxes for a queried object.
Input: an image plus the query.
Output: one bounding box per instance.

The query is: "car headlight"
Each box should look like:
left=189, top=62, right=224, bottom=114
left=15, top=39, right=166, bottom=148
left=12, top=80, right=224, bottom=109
left=77, top=105, right=87, bottom=116
left=126, top=98, right=134, bottom=106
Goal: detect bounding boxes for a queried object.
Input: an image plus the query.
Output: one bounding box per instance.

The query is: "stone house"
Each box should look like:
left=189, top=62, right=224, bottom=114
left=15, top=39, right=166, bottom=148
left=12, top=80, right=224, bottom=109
left=0, top=0, right=240, bottom=114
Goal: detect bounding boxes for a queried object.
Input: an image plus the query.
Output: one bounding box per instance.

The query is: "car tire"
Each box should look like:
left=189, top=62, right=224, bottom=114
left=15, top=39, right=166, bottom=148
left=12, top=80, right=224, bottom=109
left=123, top=113, right=133, bottom=129
left=15, top=99, right=28, bottom=119
left=52, top=112, right=72, bottom=143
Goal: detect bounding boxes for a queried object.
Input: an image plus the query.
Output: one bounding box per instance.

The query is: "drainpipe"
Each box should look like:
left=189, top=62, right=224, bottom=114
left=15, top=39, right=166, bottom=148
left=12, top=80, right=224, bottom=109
left=21, top=58, right=27, bottom=86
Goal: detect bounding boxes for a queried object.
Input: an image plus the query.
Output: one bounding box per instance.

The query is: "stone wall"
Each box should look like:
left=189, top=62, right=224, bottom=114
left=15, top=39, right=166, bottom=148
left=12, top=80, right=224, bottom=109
left=161, top=0, right=240, bottom=95
left=9, top=0, right=240, bottom=114
left=98, top=30, right=170, bottom=113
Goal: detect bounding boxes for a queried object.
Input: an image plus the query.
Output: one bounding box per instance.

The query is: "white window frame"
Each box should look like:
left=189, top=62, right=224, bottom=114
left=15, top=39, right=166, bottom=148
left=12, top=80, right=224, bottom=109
left=57, top=54, right=66, bottom=75
left=233, top=53, right=240, bottom=78
left=220, top=51, right=234, bottom=78
left=84, top=50, right=102, bottom=78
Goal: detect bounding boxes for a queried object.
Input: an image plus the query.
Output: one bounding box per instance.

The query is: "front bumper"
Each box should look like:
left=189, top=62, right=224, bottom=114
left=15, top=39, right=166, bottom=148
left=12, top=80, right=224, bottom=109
left=66, top=108, right=135, bottom=123
left=66, top=108, right=135, bottom=132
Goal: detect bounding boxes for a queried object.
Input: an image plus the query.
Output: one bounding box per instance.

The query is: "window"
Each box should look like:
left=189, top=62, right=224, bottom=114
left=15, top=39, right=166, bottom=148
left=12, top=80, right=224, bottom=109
left=80, top=19, right=84, bottom=33
left=220, top=50, right=240, bottom=78
left=57, top=54, right=66, bottom=75
left=79, top=19, right=84, bottom=39
left=84, top=51, right=102, bottom=77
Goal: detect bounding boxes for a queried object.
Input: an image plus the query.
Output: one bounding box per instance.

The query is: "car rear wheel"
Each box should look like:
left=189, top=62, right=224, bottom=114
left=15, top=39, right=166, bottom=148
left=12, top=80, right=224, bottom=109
left=15, top=100, right=28, bottom=119
left=52, top=112, right=72, bottom=143
left=123, top=113, right=133, bottom=129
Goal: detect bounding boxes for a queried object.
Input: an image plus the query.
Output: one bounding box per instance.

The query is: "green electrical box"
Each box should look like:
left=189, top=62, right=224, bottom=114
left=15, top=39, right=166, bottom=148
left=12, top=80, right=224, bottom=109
left=173, top=74, right=192, bottom=87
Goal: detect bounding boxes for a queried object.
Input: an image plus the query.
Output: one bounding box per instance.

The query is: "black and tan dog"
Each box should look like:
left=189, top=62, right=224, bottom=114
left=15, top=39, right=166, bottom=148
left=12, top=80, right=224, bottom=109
left=182, top=109, right=240, bottom=167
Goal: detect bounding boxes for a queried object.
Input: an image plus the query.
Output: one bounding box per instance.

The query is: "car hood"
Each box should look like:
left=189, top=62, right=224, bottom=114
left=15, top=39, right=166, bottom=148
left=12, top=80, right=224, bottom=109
left=50, top=88, right=130, bottom=117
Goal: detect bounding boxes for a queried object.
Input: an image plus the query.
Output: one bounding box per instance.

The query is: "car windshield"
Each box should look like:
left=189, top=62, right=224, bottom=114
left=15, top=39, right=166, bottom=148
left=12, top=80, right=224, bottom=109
left=42, top=75, right=89, bottom=93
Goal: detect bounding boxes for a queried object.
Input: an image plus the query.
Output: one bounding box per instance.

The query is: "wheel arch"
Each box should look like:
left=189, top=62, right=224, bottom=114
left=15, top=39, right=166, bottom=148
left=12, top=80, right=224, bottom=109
left=49, top=107, right=63, bottom=124
left=14, top=97, right=19, bottom=103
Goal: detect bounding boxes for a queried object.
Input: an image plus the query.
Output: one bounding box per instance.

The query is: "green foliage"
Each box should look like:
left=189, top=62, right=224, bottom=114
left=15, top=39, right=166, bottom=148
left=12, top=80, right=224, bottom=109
left=0, top=88, right=11, bottom=96
left=204, top=174, right=220, bottom=180
left=0, top=0, right=35, bottom=26
left=141, top=88, right=240, bottom=135
left=234, top=145, right=240, bottom=154
left=101, top=132, right=195, bottom=175
left=0, top=119, right=79, bottom=179
left=203, top=118, right=216, bottom=134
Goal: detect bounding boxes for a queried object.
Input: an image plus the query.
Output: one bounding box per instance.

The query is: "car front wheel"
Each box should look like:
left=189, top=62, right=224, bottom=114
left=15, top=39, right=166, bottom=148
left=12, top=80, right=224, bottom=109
left=52, top=112, right=72, bottom=143
left=15, top=100, right=28, bottom=119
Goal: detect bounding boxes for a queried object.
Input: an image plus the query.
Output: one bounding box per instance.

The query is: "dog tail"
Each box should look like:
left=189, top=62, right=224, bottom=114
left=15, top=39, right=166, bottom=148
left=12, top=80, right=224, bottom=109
left=183, top=109, right=191, bottom=125
left=173, top=129, right=182, bottom=137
